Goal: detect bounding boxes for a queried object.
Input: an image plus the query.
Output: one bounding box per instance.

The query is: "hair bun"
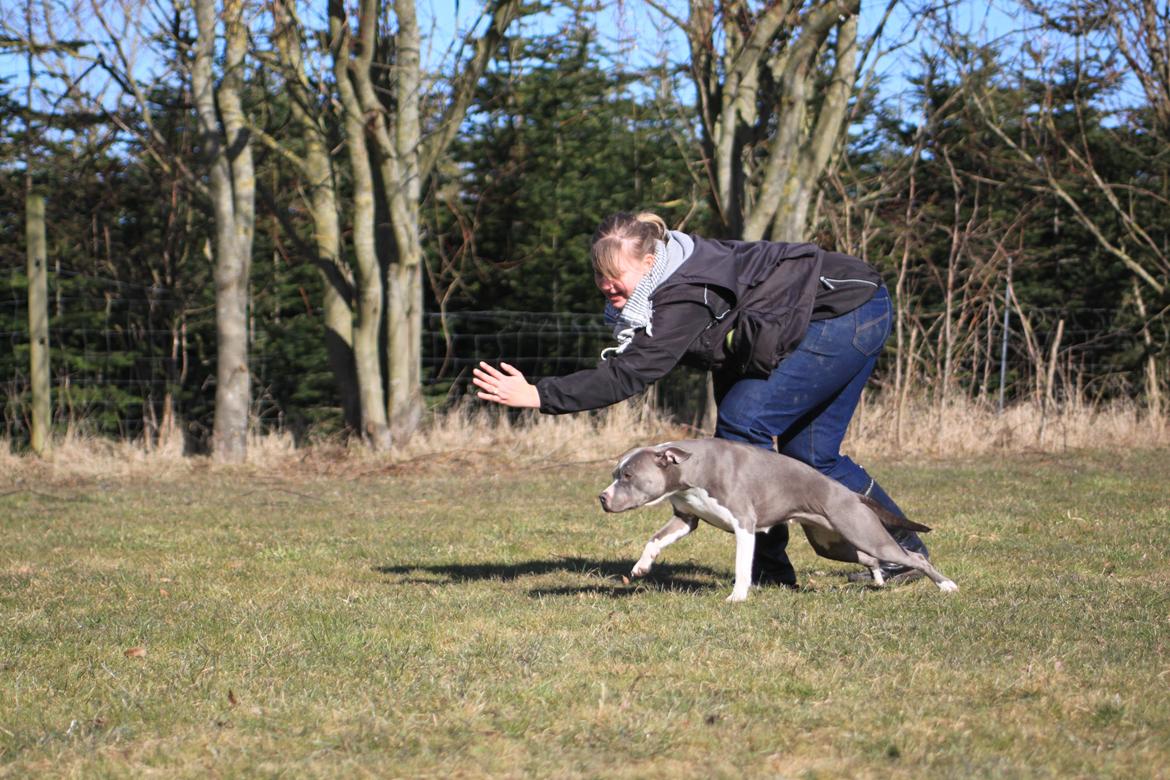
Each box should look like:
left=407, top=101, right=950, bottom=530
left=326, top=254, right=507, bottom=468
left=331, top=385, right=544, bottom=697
left=634, top=212, right=668, bottom=241
left=591, top=210, right=668, bottom=279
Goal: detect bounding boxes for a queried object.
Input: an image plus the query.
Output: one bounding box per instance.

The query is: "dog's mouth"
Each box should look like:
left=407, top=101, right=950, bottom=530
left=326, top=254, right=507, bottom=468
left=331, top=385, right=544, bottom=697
left=598, top=492, right=632, bottom=513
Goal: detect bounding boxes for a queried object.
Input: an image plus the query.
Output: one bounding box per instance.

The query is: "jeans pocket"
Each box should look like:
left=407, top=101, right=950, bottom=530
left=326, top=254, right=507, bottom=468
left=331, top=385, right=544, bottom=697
left=852, top=307, right=890, bottom=357
left=797, top=319, right=834, bottom=356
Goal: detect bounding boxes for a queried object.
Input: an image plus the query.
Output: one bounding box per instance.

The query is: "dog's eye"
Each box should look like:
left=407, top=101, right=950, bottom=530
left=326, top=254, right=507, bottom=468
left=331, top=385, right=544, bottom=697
left=621, top=470, right=631, bottom=480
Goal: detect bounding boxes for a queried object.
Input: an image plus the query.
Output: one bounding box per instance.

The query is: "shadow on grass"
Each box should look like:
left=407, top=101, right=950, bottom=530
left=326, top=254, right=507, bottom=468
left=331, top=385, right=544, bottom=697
left=373, top=557, right=724, bottom=598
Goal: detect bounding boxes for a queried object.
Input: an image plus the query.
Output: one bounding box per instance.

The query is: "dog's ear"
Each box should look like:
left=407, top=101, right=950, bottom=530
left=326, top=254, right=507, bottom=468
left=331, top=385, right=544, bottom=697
left=655, top=446, right=692, bottom=467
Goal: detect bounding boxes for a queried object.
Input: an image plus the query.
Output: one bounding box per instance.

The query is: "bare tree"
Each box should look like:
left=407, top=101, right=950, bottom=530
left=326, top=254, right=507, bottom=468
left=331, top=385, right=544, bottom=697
left=965, top=1, right=1170, bottom=297
left=326, top=0, right=391, bottom=448
left=649, top=0, right=889, bottom=240
left=950, top=0, right=1170, bottom=411
left=326, top=0, right=526, bottom=445
left=241, top=0, right=531, bottom=448
left=191, top=0, right=255, bottom=462
left=4, top=0, right=260, bottom=458
left=269, top=0, right=361, bottom=433
left=1104, top=0, right=1170, bottom=140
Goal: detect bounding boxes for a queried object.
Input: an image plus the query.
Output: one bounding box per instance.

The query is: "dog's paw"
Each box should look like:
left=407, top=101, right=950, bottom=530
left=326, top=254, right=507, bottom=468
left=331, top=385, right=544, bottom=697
left=631, top=561, right=652, bottom=578
left=938, top=580, right=959, bottom=593
left=725, top=590, right=749, bottom=603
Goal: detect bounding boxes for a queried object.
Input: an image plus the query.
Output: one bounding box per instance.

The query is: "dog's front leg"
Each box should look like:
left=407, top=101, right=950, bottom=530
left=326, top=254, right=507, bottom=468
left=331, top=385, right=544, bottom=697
left=727, top=527, right=756, bottom=602
left=632, top=513, right=698, bottom=578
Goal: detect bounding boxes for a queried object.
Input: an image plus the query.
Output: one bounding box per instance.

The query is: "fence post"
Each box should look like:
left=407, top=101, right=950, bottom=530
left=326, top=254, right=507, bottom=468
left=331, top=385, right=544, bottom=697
left=998, top=255, right=1012, bottom=415
left=1132, top=278, right=1163, bottom=420
left=27, top=193, right=51, bottom=455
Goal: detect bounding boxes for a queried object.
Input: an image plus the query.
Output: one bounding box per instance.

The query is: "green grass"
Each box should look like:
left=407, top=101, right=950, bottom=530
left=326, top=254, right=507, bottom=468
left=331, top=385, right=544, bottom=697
left=2, top=449, right=1169, bottom=778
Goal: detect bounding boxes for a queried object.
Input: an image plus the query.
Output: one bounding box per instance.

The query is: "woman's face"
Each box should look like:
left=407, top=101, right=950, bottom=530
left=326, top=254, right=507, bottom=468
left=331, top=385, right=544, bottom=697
left=594, top=251, right=655, bottom=310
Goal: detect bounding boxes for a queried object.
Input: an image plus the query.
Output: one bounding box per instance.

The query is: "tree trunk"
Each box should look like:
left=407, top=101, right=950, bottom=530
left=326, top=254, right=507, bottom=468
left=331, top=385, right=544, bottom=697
left=330, top=0, right=524, bottom=443
left=762, top=13, right=860, bottom=241
left=683, top=0, right=862, bottom=242
left=377, top=0, right=425, bottom=439
left=273, top=0, right=360, bottom=433
left=330, top=0, right=392, bottom=450
left=314, top=176, right=362, bottom=433
left=1133, top=278, right=1163, bottom=419
left=387, top=259, right=424, bottom=438
left=192, top=0, right=254, bottom=463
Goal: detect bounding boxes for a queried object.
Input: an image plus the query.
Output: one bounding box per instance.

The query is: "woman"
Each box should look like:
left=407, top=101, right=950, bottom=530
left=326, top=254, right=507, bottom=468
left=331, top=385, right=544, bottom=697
left=472, top=211, right=927, bottom=586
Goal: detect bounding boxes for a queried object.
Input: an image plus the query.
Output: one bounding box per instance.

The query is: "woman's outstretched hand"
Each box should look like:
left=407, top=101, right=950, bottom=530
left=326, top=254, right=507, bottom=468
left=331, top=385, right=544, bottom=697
left=472, top=362, right=541, bottom=408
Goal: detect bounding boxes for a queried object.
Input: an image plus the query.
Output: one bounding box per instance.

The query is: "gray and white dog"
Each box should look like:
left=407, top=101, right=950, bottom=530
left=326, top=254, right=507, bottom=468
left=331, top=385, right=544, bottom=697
left=598, top=439, right=958, bottom=602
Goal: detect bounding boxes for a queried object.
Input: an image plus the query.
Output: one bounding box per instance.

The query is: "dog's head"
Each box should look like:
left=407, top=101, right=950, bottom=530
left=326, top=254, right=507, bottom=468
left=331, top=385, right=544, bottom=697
left=598, top=444, right=692, bottom=513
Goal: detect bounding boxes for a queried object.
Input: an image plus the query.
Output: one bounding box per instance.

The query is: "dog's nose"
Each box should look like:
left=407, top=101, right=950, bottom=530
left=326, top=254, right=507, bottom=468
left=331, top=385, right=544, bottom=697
left=598, top=492, right=609, bottom=510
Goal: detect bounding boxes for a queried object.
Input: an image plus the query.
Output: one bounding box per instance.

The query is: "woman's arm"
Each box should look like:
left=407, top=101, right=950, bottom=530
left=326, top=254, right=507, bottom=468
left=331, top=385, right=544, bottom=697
left=473, top=298, right=713, bottom=414
left=533, top=298, right=712, bottom=414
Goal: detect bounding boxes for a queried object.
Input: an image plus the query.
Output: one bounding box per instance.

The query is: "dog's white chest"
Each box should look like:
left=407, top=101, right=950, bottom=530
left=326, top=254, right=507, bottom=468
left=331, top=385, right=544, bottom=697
left=669, top=487, right=739, bottom=532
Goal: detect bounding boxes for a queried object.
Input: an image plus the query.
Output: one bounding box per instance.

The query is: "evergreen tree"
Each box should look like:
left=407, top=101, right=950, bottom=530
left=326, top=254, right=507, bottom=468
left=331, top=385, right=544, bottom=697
left=431, top=17, right=704, bottom=317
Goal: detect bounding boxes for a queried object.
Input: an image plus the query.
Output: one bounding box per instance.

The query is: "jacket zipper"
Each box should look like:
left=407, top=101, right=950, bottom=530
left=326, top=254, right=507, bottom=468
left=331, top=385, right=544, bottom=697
left=820, top=275, right=879, bottom=290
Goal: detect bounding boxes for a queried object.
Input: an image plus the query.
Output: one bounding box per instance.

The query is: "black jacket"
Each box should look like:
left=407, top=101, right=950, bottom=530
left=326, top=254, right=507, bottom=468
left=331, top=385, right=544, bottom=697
left=536, top=235, right=882, bottom=414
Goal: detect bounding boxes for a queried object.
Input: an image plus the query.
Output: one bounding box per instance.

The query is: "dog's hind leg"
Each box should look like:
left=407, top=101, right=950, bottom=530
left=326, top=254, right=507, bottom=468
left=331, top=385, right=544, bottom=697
left=860, top=537, right=958, bottom=592
left=854, top=550, right=887, bottom=586
left=830, top=503, right=958, bottom=592
left=632, top=513, right=699, bottom=578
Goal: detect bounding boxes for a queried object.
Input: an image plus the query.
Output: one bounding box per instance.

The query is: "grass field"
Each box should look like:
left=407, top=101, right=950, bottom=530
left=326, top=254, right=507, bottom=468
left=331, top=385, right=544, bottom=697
left=2, top=447, right=1169, bottom=778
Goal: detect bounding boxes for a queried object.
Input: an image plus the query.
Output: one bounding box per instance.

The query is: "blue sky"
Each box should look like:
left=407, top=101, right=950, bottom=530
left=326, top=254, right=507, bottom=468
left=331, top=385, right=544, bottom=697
left=0, top=0, right=1113, bottom=130
left=415, top=0, right=1038, bottom=122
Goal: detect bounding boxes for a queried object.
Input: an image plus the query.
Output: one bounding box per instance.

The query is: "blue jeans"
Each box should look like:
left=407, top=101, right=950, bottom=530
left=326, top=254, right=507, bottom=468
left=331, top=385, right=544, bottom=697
left=714, top=287, right=926, bottom=583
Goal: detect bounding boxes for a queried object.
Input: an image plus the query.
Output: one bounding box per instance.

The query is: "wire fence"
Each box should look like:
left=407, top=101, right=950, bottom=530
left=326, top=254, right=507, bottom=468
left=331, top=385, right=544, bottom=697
left=421, top=310, right=614, bottom=383
left=2, top=268, right=1166, bottom=443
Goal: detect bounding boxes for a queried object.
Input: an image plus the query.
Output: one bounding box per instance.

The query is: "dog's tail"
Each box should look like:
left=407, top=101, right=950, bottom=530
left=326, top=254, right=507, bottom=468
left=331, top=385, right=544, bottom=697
left=860, top=494, right=932, bottom=533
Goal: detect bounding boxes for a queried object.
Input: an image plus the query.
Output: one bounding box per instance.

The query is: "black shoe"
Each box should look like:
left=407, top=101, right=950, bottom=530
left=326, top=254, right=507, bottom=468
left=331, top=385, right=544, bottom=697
left=751, top=526, right=796, bottom=588
left=752, top=569, right=798, bottom=589
left=846, top=564, right=925, bottom=586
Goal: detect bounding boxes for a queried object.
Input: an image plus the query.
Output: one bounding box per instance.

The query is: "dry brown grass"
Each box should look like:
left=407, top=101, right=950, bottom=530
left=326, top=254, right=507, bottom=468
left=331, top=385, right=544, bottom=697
left=2, top=394, right=1165, bottom=480
left=0, top=401, right=682, bottom=481
left=846, top=394, right=1169, bottom=458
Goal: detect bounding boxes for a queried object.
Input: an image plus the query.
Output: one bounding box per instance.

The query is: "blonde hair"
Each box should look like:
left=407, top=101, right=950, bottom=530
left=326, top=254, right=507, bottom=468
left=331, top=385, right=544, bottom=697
left=591, top=211, right=668, bottom=279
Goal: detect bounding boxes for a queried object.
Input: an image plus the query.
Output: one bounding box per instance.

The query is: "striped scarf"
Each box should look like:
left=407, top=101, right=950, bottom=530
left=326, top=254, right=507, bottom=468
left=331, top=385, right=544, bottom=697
left=601, top=231, right=693, bottom=360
